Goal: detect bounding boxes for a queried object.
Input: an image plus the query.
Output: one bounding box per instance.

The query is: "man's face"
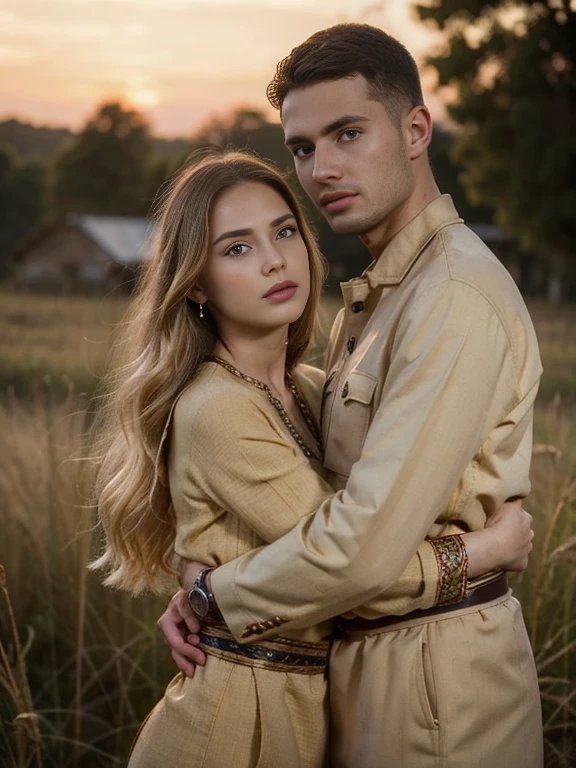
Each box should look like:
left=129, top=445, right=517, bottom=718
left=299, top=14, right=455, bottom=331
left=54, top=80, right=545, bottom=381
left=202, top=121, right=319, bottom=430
left=282, top=75, right=414, bottom=237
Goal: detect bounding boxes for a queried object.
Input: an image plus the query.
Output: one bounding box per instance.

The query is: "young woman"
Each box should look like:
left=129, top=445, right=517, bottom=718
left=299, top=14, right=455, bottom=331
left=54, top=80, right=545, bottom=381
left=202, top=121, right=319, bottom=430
left=90, top=150, right=532, bottom=768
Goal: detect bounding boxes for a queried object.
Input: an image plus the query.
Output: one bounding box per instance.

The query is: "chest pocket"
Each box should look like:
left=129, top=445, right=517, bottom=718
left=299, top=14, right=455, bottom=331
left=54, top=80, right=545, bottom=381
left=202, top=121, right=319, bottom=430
left=323, top=369, right=378, bottom=478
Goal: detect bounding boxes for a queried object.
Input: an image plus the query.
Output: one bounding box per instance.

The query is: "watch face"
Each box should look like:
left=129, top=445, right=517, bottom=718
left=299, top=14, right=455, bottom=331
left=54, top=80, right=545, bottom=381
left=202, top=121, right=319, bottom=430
left=188, top=588, right=209, bottom=618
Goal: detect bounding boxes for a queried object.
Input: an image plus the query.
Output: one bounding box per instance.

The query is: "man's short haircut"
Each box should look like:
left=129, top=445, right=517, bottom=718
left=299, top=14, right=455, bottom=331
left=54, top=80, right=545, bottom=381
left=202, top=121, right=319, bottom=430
left=267, top=23, right=424, bottom=122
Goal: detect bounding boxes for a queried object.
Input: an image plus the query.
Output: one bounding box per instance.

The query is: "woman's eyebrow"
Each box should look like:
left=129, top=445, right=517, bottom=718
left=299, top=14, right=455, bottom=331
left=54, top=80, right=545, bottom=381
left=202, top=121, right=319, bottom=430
left=270, top=213, right=295, bottom=228
left=213, top=228, right=252, bottom=246
left=213, top=214, right=295, bottom=246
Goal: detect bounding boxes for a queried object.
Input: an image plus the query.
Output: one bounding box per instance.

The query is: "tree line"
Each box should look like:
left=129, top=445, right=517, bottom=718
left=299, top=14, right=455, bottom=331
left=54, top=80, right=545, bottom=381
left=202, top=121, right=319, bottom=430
left=0, top=102, right=487, bottom=284
left=415, top=0, right=575, bottom=298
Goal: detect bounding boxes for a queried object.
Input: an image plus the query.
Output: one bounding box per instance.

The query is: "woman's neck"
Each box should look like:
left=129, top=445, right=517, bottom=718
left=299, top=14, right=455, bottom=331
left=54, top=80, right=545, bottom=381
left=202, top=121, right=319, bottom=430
left=212, top=327, right=289, bottom=395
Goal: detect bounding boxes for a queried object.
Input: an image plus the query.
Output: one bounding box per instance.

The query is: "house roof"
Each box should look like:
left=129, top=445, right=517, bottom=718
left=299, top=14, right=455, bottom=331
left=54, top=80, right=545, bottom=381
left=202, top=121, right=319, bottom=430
left=66, top=213, right=154, bottom=265
left=468, top=223, right=509, bottom=243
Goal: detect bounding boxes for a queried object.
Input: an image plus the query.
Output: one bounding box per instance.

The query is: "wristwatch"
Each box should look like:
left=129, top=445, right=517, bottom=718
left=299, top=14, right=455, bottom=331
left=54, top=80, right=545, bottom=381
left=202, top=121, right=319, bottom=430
left=187, top=567, right=218, bottom=619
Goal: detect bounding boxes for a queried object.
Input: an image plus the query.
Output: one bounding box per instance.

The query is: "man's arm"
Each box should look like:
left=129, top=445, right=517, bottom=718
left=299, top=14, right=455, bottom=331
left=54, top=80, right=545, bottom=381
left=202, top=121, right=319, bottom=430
left=211, top=279, right=541, bottom=642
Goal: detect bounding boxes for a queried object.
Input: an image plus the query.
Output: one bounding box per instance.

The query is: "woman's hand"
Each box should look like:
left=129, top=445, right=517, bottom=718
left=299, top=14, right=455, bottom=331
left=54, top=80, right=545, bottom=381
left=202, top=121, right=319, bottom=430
left=157, top=560, right=215, bottom=677
left=462, top=500, right=534, bottom=578
left=157, top=589, right=205, bottom=678
left=180, top=560, right=207, bottom=591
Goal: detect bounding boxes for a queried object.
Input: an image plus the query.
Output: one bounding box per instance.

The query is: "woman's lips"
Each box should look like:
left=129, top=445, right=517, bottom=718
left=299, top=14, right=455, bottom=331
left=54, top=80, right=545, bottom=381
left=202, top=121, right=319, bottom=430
left=265, top=285, right=297, bottom=302
left=264, top=280, right=298, bottom=301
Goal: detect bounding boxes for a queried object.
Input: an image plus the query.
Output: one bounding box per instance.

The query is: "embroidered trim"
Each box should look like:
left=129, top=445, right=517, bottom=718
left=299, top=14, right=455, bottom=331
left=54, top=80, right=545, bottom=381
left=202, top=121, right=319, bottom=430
left=430, top=534, right=468, bottom=606
left=207, top=356, right=323, bottom=461
left=198, top=623, right=329, bottom=675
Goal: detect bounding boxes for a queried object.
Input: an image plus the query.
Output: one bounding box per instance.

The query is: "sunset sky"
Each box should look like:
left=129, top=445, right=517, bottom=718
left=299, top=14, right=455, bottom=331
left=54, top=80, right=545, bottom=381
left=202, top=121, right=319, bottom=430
left=0, top=0, right=445, bottom=138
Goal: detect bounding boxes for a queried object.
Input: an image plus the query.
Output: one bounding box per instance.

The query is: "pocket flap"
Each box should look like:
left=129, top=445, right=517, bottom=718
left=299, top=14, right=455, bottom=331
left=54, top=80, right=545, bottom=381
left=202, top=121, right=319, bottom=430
left=341, top=370, right=378, bottom=405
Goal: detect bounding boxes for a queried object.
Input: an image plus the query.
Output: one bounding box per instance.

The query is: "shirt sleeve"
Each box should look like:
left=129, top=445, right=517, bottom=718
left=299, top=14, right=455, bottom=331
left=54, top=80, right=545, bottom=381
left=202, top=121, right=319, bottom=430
left=186, top=386, right=451, bottom=618
left=211, top=280, right=534, bottom=641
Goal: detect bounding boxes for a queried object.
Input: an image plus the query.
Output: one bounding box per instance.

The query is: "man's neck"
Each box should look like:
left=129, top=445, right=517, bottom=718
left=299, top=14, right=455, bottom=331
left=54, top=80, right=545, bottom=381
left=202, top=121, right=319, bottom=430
left=361, top=179, right=441, bottom=262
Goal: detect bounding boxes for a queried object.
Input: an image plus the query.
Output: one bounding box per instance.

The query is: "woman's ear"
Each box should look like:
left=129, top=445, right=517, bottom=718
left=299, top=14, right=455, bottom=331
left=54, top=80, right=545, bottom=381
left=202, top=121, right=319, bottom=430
left=187, top=285, right=207, bottom=305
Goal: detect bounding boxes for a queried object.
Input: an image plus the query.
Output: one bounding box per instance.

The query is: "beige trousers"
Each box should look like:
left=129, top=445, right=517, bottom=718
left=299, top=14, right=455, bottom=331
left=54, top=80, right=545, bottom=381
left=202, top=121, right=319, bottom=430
left=329, top=592, right=543, bottom=768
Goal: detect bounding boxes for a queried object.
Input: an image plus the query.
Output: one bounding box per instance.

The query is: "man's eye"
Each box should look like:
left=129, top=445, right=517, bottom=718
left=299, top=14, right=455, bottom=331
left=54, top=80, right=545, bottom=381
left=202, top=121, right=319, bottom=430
left=341, top=129, right=360, bottom=141
left=277, top=226, right=296, bottom=240
left=225, top=243, right=249, bottom=257
left=294, top=146, right=314, bottom=158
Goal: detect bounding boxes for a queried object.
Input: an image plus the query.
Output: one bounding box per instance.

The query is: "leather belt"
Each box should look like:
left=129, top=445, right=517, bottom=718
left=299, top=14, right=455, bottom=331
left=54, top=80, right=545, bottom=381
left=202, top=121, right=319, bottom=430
left=337, top=571, right=509, bottom=635
left=199, top=622, right=330, bottom=675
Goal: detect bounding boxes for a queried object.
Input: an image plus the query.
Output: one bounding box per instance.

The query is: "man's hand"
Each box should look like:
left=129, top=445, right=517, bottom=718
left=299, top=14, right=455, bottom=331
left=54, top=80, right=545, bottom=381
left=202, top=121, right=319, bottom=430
left=157, top=589, right=205, bottom=678
left=485, top=500, right=534, bottom=572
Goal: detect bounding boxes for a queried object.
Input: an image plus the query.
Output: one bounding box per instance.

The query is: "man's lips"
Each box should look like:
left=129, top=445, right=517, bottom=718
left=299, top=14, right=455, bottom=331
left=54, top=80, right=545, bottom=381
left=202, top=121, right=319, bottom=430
left=318, top=191, right=358, bottom=212
left=264, top=280, right=298, bottom=300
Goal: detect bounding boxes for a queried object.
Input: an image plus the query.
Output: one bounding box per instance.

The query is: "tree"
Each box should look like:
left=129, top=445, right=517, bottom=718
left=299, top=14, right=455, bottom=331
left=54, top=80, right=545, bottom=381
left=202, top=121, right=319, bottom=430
left=183, top=108, right=289, bottom=169
left=177, top=107, right=324, bottom=233
left=53, top=102, right=153, bottom=216
left=428, top=125, right=495, bottom=223
left=416, top=0, right=576, bottom=297
left=0, top=145, right=47, bottom=276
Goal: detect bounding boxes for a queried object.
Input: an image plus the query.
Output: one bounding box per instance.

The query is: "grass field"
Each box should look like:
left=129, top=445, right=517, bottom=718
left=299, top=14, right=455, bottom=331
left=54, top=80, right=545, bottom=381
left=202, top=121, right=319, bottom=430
left=1, top=290, right=575, bottom=767
left=0, top=292, right=127, bottom=400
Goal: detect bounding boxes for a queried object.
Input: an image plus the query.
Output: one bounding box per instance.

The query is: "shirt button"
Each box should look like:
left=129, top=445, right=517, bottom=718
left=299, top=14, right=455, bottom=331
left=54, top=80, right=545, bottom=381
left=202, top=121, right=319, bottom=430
left=351, top=301, right=365, bottom=313
left=341, top=382, right=349, bottom=398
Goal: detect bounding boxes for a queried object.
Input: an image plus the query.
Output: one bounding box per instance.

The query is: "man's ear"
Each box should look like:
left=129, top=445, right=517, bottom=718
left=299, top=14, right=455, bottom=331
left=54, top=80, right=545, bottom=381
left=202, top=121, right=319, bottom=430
left=188, top=285, right=207, bottom=305
left=406, top=105, right=432, bottom=160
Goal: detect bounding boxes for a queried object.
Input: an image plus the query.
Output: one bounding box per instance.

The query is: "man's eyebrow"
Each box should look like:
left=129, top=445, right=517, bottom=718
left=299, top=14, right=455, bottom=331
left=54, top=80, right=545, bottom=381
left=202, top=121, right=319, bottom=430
left=212, top=214, right=295, bottom=246
left=285, top=115, right=369, bottom=147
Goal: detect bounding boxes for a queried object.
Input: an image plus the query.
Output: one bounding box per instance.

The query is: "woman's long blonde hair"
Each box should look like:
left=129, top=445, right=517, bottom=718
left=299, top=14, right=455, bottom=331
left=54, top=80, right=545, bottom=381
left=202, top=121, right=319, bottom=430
left=89, top=149, right=327, bottom=595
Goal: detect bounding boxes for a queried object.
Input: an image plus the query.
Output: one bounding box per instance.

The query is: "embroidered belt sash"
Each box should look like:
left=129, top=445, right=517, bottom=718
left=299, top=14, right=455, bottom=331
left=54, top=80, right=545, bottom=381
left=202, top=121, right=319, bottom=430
left=199, top=623, right=329, bottom=675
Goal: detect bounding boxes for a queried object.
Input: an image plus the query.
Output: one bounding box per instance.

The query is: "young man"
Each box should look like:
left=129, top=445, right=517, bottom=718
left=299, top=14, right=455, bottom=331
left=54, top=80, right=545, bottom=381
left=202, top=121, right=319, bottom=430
left=162, top=24, right=543, bottom=767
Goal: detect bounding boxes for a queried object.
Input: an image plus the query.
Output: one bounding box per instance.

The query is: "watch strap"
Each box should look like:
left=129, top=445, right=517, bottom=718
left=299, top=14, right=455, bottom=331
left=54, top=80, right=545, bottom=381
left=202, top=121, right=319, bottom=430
left=196, top=567, right=215, bottom=598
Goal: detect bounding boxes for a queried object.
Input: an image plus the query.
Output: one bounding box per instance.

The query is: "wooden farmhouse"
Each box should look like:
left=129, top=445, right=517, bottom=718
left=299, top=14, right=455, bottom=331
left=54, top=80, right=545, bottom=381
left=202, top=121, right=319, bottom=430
left=13, top=214, right=154, bottom=293
left=11, top=211, right=523, bottom=296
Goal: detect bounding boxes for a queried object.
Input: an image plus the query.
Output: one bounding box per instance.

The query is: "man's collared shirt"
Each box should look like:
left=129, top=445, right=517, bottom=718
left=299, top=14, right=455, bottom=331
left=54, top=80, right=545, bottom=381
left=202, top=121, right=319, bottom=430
left=212, top=195, right=543, bottom=640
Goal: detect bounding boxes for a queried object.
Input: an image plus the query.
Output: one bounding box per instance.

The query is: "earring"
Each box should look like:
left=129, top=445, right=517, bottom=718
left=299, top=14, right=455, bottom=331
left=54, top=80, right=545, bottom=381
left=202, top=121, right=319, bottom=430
left=199, top=303, right=204, bottom=319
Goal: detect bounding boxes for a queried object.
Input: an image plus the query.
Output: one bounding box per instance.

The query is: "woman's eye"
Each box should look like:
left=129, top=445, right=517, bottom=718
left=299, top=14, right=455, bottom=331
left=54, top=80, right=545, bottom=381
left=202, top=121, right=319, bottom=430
left=341, top=129, right=359, bottom=141
left=277, top=226, right=296, bottom=240
left=226, top=243, right=249, bottom=257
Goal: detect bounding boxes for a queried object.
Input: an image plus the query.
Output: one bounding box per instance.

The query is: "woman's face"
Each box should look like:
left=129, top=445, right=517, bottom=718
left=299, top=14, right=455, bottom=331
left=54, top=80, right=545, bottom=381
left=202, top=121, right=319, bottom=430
left=195, top=181, right=311, bottom=338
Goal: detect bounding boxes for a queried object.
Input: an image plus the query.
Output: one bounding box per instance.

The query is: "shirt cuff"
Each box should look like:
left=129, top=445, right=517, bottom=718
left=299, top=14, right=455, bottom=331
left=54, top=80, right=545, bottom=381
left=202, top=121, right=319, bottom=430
left=418, top=540, right=444, bottom=608
left=429, top=534, right=469, bottom=605
left=210, top=558, right=257, bottom=643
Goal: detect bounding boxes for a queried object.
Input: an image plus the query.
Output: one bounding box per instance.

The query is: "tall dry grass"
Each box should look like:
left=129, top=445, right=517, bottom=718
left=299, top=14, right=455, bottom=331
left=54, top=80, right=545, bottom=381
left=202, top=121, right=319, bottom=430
left=0, top=388, right=175, bottom=767
left=0, top=292, right=575, bottom=766
left=519, top=400, right=576, bottom=766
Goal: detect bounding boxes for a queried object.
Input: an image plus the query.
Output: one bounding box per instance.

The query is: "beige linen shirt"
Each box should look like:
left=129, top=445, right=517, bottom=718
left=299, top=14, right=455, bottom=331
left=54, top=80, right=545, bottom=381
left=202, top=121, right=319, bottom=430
left=170, top=360, right=444, bottom=638
left=211, top=195, right=543, bottom=642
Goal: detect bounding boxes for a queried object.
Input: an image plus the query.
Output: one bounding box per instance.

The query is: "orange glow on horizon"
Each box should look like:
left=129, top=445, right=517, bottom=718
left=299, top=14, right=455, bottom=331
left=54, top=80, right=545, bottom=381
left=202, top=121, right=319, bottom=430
left=0, top=0, right=445, bottom=137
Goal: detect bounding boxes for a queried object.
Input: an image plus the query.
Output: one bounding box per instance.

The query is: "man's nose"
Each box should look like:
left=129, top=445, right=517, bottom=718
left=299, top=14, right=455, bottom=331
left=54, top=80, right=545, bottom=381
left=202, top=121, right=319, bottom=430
left=312, top=145, right=342, bottom=183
